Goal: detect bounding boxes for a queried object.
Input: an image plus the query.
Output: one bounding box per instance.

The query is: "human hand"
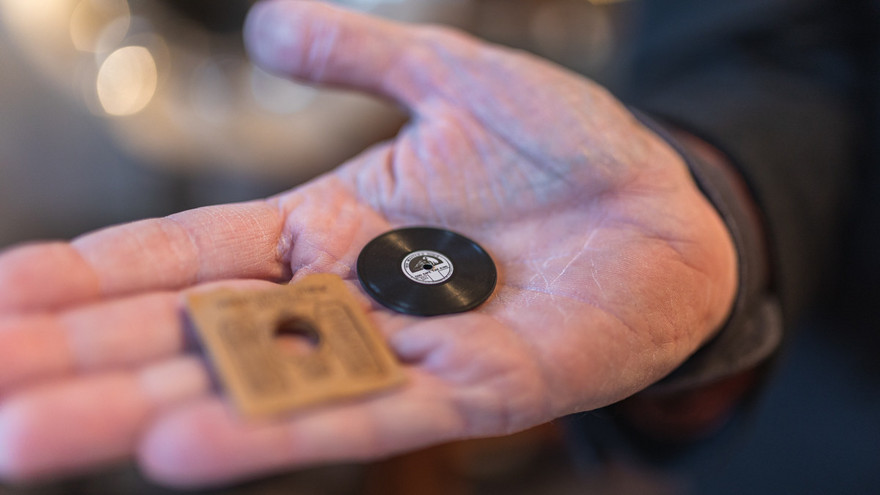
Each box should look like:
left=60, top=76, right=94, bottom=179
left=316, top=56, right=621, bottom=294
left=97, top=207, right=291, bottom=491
left=0, top=0, right=736, bottom=487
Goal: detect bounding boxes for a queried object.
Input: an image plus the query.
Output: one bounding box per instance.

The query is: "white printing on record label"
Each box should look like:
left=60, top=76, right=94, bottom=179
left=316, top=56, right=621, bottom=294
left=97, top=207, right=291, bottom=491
left=401, top=250, right=453, bottom=285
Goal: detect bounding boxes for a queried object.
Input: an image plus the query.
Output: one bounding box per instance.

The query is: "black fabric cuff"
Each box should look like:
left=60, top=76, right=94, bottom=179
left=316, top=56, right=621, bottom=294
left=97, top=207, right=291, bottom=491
left=630, top=109, right=784, bottom=393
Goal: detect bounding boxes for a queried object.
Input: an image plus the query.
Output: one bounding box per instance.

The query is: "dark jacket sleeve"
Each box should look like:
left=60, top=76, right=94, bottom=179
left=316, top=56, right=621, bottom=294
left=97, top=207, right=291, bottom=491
left=614, top=0, right=865, bottom=388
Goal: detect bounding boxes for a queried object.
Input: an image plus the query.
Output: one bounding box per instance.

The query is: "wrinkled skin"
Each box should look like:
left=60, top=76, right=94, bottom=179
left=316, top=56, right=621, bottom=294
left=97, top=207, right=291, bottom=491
left=0, top=1, right=736, bottom=488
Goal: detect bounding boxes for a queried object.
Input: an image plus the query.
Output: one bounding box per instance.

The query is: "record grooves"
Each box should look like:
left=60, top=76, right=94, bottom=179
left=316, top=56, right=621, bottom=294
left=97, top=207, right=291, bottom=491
left=356, top=227, right=497, bottom=316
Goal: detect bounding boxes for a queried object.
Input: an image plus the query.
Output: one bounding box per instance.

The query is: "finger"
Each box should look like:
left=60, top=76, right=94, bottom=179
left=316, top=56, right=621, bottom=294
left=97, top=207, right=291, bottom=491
left=244, top=0, right=479, bottom=110
left=0, top=277, right=413, bottom=397
left=0, top=201, right=288, bottom=314
left=138, top=370, right=461, bottom=488
left=244, top=0, right=597, bottom=113
left=243, top=1, right=633, bottom=188
left=139, top=313, right=550, bottom=488
left=0, top=357, right=210, bottom=483
left=0, top=292, right=182, bottom=394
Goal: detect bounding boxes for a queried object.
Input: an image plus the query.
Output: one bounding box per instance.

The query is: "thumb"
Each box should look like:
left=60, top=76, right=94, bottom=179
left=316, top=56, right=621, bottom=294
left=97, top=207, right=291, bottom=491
left=245, top=0, right=459, bottom=110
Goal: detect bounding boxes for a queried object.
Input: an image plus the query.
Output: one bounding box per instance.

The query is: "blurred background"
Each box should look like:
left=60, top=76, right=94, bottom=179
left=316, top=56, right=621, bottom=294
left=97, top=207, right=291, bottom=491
left=0, top=1, right=877, bottom=494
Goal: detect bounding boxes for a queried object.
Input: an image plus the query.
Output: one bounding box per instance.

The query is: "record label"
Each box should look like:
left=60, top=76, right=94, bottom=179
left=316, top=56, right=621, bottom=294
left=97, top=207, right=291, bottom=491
left=401, top=250, right=453, bottom=285
left=357, top=227, right=497, bottom=316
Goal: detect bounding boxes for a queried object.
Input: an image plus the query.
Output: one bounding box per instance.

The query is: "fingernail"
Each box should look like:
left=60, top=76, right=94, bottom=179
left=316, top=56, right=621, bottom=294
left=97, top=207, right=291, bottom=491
left=244, top=1, right=300, bottom=72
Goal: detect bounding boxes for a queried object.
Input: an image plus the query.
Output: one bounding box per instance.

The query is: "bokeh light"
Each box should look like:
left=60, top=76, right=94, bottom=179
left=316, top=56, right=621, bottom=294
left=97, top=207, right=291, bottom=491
left=69, top=0, right=130, bottom=52
left=96, top=45, right=157, bottom=116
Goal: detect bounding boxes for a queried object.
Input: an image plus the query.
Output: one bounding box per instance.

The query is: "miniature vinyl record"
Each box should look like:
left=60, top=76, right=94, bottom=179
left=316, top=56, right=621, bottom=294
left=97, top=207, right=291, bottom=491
left=356, top=227, right=497, bottom=316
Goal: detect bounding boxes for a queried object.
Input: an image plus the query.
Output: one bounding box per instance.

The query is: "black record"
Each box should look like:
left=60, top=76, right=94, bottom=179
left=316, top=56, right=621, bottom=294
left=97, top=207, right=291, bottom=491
left=356, top=227, right=497, bottom=316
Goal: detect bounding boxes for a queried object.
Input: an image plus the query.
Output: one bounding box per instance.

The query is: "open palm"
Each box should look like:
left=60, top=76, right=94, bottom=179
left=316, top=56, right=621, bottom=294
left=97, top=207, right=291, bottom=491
left=0, top=1, right=736, bottom=488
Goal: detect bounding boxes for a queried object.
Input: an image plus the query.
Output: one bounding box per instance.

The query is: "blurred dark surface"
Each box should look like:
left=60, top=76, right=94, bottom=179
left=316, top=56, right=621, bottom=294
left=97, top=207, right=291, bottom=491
left=0, top=20, right=286, bottom=249
left=655, top=315, right=880, bottom=494
left=154, top=0, right=254, bottom=33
